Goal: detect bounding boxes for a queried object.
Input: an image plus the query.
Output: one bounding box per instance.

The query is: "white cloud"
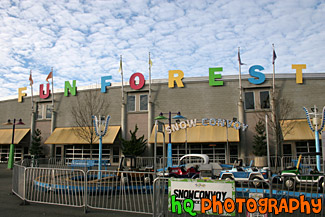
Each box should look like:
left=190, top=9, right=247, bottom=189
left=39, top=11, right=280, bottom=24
left=0, top=0, right=324, bottom=99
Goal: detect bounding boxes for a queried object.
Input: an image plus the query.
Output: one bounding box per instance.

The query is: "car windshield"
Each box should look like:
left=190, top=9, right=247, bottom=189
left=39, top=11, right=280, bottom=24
left=179, top=154, right=209, bottom=165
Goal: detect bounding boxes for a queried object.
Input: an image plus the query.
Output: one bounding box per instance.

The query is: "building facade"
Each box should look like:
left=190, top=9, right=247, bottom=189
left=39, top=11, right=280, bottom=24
left=0, top=72, right=324, bottom=164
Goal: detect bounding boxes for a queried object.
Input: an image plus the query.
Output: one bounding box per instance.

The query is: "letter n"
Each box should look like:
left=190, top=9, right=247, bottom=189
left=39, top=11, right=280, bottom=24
left=64, top=80, right=77, bottom=96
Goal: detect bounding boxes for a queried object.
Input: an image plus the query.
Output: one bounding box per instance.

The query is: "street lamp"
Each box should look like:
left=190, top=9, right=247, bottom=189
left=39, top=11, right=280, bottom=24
left=303, top=106, right=325, bottom=172
left=3, top=119, right=25, bottom=169
left=93, top=115, right=110, bottom=180
left=154, top=111, right=186, bottom=167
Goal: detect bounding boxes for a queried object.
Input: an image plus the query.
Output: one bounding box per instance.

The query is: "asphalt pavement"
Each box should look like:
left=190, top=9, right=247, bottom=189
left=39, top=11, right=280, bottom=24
left=0, top=164, right=149, bottom=217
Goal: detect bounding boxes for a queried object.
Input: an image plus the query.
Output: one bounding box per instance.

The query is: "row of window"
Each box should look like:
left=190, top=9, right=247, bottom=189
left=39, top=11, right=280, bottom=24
left=244, top=91, right=270, bottom=110
left=127, top=94, right=148, bottom=112
left=37, top=103, right=52, bottom=119
left=36, top=90, right=267, bottom=120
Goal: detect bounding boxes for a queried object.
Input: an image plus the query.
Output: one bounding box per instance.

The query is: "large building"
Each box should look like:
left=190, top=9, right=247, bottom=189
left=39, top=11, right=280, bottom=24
left=0, top=72, right=324, bottom=165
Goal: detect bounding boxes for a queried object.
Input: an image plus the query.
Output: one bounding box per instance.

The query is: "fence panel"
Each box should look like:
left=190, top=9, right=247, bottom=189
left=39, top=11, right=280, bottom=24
left=86, top=170, right=154, bottom=214
left=12, top=164, right=26, bottom=200
left=24, top=167, right=85, bottom=207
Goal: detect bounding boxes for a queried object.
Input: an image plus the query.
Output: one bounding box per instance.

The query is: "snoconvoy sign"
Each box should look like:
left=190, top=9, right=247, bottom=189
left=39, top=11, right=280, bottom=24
left=168, top=178, right=235, bottom=216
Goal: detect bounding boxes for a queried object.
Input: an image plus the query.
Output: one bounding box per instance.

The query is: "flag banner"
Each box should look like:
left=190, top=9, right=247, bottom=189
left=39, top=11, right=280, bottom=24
left=46, top=71, right=53, bottom=82
left=118, top=57, right=122, bottom=74
left=238, top=49, right=245, bottom=65
left=29, top=70, right=33, bottom=86
left=149, top=57, right=153, bottom=67
left=273, top=48, right=277, bottom=64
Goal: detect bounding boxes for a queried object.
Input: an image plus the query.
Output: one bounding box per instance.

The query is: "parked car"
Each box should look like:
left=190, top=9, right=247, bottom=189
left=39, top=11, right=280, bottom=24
left=219, top=160, right=269, bottom=187
left=280, top=153, right=324, bottom=191
left=158, top=154, right=223, bottom=179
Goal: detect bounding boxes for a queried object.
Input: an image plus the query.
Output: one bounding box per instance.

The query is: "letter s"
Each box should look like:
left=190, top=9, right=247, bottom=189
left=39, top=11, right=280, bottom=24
left=248, top=65, right=265, bottom=85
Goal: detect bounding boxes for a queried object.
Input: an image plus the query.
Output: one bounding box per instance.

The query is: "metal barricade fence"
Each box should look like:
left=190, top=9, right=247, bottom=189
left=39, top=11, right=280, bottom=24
left=24, top=167, right=85, bottom=207
left=12, top=164, right=325, bottom=216
left=86, top=170, right=155, bottom=214
left=12, top=163, right=26, bottom=200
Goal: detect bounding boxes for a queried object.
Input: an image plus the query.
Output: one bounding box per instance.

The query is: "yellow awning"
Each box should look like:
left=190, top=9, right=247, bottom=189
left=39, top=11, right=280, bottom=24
left=149, top=125, right=239, bottom=144
left=44, top=126, right=120, bottom=145
left=281, top=119, right=323, bottom=141
left=0, top=129, right=30, bottom=145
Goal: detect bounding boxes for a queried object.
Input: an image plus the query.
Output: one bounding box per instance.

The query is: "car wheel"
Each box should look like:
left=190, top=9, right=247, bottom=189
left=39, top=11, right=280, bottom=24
left=284, top=177, right=296, bottom=190
left=250, top=176, right=262, bottom=188
left=191, top=174, right=199, bottom=179
left=222, top=175, right=234, bottom=181
left=142, top=174, right=153, bottom=184
left=121, top=174, right=129, bottom=184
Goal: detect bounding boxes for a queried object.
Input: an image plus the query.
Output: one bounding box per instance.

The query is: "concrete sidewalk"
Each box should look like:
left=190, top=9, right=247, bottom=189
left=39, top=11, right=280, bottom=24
left=0, top=164, right=149, bottom=217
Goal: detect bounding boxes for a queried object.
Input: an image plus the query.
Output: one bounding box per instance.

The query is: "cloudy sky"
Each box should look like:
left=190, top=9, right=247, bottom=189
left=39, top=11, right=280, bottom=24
left=0, top=0, right=324, bottom=99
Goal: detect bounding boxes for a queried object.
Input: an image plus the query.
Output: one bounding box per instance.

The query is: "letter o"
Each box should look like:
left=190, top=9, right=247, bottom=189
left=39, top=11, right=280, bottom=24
left=246, top=198, right=257, bottom=213
left=209, top=118, right=216, bottom=126
left=234, top=122, right=241, bottom=130
left=130, top=72, right=145, bottom=90
left=224, top=198, right=235, bottom=213
left=179, top=121, right=187, bottom=129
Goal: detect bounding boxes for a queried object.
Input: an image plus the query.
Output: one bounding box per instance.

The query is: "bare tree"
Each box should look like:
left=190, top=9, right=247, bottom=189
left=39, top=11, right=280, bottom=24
left=257, top=95, right=296, bottom=157
left=70, top=89, right=109, bottom=158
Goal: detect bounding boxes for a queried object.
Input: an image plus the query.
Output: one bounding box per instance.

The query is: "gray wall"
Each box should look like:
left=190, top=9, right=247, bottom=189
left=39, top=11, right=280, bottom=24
left=1, top=73, right=324, bottom=158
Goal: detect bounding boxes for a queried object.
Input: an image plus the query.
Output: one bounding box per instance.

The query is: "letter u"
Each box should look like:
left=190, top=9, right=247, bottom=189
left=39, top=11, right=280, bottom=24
left=40, top=83, right=50, bottom=99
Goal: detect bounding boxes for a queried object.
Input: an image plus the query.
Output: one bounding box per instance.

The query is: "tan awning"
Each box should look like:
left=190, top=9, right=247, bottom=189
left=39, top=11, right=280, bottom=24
left=149, top=125, right=239, bottom=144
left=0, top=129, right=30, bottom=145
left=281, top=119, right=323, bottom=141
left=44, top=126, right=120, bottom=145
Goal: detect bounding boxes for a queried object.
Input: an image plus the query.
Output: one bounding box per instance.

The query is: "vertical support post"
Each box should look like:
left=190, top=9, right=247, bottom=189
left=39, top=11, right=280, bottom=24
left=226, top=126, right=229, bottom=164
left=84, top=170, right=88, bottom=213
left=8, top=119, right=16, bottom=169
left=98, top=135, right=102, bottom=180
left=266, top=115, right=271, bottom=178
left=315, top=130, right=321, bottom=171
left=30, top=112, right=35, bottom=154
left=163, top=132, right=166, bottom=174
left=167, top=112, right=172, bottom=167
left=154, top=121, right=157, bottom=178
left=148, top=100, right=153, bottom=156
left=50, top=111, right=56, bottom=158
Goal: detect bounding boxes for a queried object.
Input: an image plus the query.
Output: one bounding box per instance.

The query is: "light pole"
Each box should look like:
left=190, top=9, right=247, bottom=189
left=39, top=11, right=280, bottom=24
left=93, top=115, right=110, bottom=180
left=303, top=106, right=325, bottom=172
left=155, top=112, right=186, bottom=167
left=3, top=119, right=25, bottom=169
left=154, top=120, right=165, bottom=176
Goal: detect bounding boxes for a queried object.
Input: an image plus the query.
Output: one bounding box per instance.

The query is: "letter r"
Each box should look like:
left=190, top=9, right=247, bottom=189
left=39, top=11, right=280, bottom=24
left=168, top=70, right=184, bottom=88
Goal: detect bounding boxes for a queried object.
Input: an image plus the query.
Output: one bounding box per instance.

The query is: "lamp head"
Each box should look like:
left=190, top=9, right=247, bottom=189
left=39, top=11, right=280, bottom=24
left=3, top=119, right=13, bottom=125
left=155, top=112, right=168, bottom=120
left=16, top=119, right=25, bottom=125
left=172, top=112, right=186, bottom=120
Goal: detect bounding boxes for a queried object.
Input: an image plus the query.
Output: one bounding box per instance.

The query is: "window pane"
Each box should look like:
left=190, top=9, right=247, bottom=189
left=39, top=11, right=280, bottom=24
left=46, top=105, right=52, bottom=118
left=140, top=95, right=148, bottom=111
left=260, top=91, right=270, bottom=109
left=127, top=95, right=135, bottom=111
left=37, top=105, right=42, bottom=119
left=244, top=92, right=255, bottom=109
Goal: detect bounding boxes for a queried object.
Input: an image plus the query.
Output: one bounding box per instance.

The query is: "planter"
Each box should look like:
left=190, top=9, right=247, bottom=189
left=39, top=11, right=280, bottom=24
left=254, top=156, right=267, bottom=167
